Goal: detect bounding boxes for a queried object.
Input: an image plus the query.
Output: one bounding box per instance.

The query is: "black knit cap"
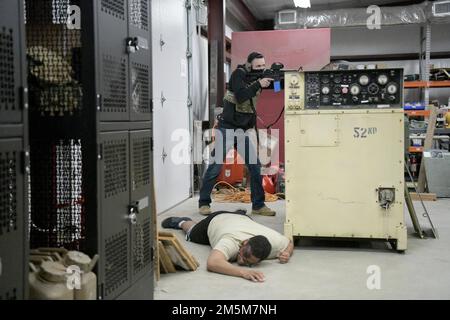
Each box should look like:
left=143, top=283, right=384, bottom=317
left=247, top=51, right=264, bottom=63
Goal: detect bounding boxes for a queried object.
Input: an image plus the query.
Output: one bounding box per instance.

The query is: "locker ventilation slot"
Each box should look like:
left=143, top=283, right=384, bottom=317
left=103, top=55, right=127, bottom=113
left=133, top=218, right=151, bottom=275
left=132, top=136, right=151, bottom=190
left=0, top=27, right=15, bottom=111
left=101, top=0, right=125, bottom=20
left=0, top=289, right=18, bottom=300
left=104, top=139, right=127, bottom=198
left=25, top=0, right=83, bottom=117
left=0, top=151, right=17, bottom=235
left=30, top=140, right=85, bottom=250
left=130, top=0, right=149, bottom=30
left=131, top=63, right=150, bottom=114
left=105, top=230, right=128, bottom=296
left=51, top=0, right=70, bottom=24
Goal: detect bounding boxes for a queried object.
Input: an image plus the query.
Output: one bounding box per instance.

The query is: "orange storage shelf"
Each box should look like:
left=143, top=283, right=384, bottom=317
left=404, top=81, right=427, bottom=88
left=429, top=81, right=450, bottom=87
left=404, top=110, right=430, bottom=117
left=404, top=81, right=450, bottom=88
left=409, top=146, right=423, bottom=153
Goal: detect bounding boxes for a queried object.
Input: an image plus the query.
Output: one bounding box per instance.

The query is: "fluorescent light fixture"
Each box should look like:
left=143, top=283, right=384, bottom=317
left=293, top=0, right=311, bottom=8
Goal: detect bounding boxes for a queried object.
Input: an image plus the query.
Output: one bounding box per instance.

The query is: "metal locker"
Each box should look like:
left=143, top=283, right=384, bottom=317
left=0, top=0, right=28, bottom=300
left=97, top=0, right=130, bottom=122
left=0, top=139, right=26, bottom=300
left=0, top=1, right=25, bottom=124
left=29, top=139, right=85, bottom=250
left=99, top=131, right=131, bottom=299
left=128, top=0, right=152, bottom=121
left=26, top=0, right=86, bottom=251
left=129, top=130, right=153, bottom=290
left=24, top=0, right=154, bottom=300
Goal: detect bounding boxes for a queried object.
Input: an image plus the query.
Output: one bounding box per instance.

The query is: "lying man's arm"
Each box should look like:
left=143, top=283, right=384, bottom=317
left=207, top=249, right=265, bottom=282
left=278, top=240, right=294, bottom=264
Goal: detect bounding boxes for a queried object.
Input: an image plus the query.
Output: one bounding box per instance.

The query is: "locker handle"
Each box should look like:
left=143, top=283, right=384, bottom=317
left=128, top=202, right=139, bottom=225
left=128, top=212, right=138, bottom=225
left=126, top=37, right=140, bottom=54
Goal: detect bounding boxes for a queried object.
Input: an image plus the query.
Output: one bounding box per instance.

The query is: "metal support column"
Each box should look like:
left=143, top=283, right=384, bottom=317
left=207, top=0, right=225, bottom=128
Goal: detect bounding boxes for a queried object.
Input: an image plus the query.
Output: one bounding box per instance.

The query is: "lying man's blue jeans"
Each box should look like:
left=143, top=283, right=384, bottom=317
left=199, top=127, right=265, bottom=210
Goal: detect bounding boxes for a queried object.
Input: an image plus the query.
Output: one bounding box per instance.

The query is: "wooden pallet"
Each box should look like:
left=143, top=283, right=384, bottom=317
left=410, top=192, right=437, bottom=201
left=157, top=231, right=199, bottom=274
left=158, top=241, right=176, bottom=273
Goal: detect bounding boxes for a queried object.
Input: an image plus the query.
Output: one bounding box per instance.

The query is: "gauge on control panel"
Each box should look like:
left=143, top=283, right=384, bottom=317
left=377, top=74, right=388, bottom=85
left=321, top=86, right=330, bottom=95
left=350, top=84, right=361, bottom=95
left=387, top=83, right=398, bottom=94
left=359, top=75, right=370, bottom=86
left=368, top=83, right=380, bottom=95
left=333, top=75, right=342, bottom=84
left=321, top=76, right=330, bottom=84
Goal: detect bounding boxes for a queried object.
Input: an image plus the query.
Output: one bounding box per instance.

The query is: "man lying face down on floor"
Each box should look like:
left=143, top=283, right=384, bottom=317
left=161, top=209, right=294, bottom=282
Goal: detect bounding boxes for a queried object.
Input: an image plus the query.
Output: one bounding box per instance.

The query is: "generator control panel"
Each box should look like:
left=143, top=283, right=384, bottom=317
left=285, top=69, right=404, bottom=110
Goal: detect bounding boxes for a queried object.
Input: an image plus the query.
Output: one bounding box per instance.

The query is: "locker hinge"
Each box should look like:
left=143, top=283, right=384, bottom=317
left=96, top=94, right=102, bottom=111
left=187, top=98, right=192, bottom=108
left=21, top=150, right=30, bottom=175
left=185, top=0, right=192, bottom=9
left=98, top=143, right=103, bottom=160
left=20, top=87, right=29, bottom=110
left=161, top=91, right=166, bottom=107
left=98, top=283, right=104, bottom=300
left=159, top=34, right=165, bottom=50
left=186, top=50, right=192, bottom=58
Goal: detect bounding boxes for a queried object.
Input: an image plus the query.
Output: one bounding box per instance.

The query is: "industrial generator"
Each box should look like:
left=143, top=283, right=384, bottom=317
left=284, top=69, right=407, bottom=251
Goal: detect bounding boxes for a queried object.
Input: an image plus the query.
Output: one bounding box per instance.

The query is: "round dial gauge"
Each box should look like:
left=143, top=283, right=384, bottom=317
left=290, top=75, right=299, bottom=85
left=321, top=86, right=330, bottom=95
left=368, top=83, right=380, bottom=95
left=321, top=76, right=330, bottom=84
left=333, top=75, right=342, bottom=84
left=387, top=83, right=398, bottom=94
left=350, top=84, right=361, bottom=95
left=359, top=75, right=370, bottom=86
left=378, top=74, right=388, bottom=85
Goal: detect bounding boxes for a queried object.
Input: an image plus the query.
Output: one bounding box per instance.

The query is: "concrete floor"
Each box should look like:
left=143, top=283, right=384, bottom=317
left=155, top=196, right=450, bottom=300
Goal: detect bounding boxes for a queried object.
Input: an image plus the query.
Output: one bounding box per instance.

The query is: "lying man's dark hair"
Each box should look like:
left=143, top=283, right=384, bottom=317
left=247, top=235, right=272, bottom=260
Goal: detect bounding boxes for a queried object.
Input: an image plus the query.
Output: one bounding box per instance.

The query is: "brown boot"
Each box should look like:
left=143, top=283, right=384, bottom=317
left=251, top=205, right=276, bottom=216
left=199, top=205, right=212, bottom=216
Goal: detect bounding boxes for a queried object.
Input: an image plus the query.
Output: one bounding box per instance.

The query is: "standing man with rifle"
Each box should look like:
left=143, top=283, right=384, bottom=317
left=198, top=52, right=276, bottom=217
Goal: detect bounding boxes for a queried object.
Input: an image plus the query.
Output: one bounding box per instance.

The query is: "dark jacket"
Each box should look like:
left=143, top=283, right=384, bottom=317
left=219, top=65, right=262, bottom=130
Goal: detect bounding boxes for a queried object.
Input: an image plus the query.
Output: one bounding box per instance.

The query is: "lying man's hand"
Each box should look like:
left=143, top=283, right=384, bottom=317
left=277, top=250, right=291, bottom=264
left=241, top=269, right=266, bottom=282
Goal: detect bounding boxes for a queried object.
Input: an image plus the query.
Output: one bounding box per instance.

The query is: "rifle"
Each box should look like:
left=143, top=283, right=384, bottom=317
left=246, top=62, right=286, bottom=91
